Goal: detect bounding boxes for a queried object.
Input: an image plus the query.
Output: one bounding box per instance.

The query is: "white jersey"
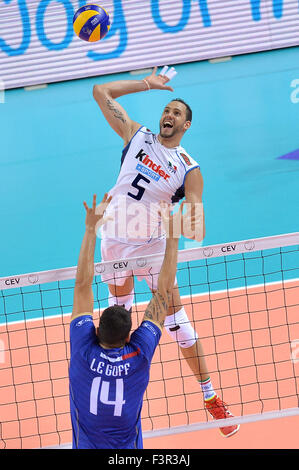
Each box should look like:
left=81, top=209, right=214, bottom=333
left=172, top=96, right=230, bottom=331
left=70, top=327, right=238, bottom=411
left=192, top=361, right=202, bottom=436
left=101, top=126, right=200, bottom=245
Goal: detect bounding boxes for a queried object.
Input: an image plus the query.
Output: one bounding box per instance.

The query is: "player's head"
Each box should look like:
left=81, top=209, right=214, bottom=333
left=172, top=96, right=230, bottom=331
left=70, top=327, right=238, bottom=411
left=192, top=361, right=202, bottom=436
left=159, top=98, right=192, bottom=139
left=97, top=305, right=132, bottom=347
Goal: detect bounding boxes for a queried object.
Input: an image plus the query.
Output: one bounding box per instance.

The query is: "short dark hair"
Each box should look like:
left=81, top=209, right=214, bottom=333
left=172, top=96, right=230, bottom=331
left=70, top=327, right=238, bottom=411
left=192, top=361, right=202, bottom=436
left=98, top=305, right=132, bottom=346
left=170, top=98, right=192, bottom=122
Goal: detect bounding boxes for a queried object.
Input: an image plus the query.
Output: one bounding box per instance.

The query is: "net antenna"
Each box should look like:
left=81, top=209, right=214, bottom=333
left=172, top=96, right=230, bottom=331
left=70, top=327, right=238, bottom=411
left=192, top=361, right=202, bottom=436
left=0, top=232, right=299, bottom=449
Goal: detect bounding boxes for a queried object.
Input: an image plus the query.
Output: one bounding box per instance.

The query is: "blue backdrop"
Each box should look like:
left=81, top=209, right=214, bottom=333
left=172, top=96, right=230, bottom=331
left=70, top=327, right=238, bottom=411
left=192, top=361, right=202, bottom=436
left=0, top=47, right=299, bottom=279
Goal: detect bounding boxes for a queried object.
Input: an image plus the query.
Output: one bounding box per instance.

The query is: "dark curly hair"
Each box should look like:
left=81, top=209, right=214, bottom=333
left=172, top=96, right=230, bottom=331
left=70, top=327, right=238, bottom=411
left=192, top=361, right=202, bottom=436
left=98, top=305, right=132, bottom=346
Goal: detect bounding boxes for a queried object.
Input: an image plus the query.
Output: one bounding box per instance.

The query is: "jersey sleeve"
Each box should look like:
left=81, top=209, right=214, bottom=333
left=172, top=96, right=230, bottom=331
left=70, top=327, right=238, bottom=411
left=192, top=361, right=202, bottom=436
left=129, top=320, right=162, bottom=363
left=69, top=314, right=97, bottom=356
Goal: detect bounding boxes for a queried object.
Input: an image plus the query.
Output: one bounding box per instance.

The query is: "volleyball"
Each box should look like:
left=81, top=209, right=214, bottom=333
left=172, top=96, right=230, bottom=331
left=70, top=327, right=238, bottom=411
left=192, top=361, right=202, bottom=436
left=73, top=4, right=110, bottom=42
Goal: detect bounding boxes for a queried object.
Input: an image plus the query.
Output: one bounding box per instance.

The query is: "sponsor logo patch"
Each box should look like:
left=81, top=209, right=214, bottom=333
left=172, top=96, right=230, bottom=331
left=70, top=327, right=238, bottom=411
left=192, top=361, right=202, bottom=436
left=76, top=317, right=93, bottom=327
left=143, top=321, right=158, bottom=336
left=135, top=149, right=170, bottom=181
left=180, top=153, right=192, bottom=166
left=168, top=161, right=177, bottom=173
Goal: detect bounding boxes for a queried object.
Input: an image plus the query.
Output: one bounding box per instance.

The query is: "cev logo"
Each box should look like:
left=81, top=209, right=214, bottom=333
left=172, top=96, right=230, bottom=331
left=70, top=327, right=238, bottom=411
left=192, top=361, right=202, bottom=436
left=4, top=277, right=20, bottom=286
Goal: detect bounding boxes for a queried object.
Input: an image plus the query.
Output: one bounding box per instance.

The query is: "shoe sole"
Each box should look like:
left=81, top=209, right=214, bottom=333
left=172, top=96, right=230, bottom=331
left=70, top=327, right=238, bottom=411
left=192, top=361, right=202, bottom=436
left=219, top=424, right=240, bottom=438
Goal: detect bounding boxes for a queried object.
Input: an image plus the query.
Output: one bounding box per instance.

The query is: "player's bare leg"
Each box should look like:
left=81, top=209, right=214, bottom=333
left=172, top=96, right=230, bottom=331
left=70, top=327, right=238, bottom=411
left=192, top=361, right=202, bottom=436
left=166, top=286, right=210, bottom=382
left=108, top=276, right=134, bottom=312
left=165, top=286, right=240, bottom=438
left=108, top=276, right=134, bottom=297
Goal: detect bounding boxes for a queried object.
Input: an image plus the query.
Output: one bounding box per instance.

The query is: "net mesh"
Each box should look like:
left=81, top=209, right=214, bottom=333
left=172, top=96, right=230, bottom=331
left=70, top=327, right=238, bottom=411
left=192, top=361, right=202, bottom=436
left=0, top=233, right=299, bottom=449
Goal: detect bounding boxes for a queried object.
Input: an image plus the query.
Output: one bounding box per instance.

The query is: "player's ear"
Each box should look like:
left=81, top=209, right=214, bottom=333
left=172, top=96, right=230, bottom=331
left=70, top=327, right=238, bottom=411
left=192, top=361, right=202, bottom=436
left=184, top=120, right=191, bottom=131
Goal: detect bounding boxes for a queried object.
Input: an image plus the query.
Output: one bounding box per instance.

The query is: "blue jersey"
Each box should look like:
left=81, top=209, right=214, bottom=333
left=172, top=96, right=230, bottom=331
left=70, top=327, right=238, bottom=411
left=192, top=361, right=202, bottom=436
left=69, top=314, right=161, bottom=449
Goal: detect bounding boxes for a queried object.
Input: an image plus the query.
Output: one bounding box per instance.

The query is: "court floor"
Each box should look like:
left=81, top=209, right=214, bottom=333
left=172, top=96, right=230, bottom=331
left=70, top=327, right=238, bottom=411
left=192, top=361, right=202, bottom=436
left=1, top=278, right=298, bottom=449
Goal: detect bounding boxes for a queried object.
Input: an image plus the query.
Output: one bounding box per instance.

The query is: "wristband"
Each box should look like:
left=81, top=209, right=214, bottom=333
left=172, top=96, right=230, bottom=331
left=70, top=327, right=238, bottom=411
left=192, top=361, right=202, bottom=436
left=143, top=79, right=150, bottom=90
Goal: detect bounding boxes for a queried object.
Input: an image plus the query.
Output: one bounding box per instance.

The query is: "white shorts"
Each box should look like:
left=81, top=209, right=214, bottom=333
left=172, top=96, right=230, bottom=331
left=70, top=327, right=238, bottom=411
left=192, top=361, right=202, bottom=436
left=100, top=237, right=176, bottom=291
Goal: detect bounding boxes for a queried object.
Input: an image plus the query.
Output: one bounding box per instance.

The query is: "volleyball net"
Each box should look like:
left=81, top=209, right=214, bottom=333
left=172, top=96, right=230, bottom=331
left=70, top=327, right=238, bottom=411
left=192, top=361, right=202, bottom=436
left=0, top=232, right=299, bottom=449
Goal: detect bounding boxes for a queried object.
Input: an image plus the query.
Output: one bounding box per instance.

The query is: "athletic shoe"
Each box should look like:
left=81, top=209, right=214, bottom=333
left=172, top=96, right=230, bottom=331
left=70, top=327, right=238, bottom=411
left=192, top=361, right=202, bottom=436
left=205, top=396, right=240, bottom=438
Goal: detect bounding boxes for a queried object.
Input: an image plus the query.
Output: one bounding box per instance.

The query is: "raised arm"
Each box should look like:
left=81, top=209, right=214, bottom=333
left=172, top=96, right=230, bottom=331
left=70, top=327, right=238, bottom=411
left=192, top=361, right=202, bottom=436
left=71, top=194, right=112, bottom=322
left=142, top=202, right=189, bottom=330
left=92, top=66, right=174, bottom=146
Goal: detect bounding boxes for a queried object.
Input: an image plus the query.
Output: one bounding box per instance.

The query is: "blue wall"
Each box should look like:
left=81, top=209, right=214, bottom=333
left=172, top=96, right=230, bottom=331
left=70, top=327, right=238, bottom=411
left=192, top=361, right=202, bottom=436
left=0, top=47, right=298, bottom=278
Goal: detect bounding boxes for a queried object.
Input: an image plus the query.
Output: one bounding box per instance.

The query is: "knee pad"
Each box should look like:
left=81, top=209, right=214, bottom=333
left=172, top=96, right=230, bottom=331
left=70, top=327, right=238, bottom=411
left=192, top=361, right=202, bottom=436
left=108, top=291, right=134, bottom=313
left=164, top=308, right=198, bottom=348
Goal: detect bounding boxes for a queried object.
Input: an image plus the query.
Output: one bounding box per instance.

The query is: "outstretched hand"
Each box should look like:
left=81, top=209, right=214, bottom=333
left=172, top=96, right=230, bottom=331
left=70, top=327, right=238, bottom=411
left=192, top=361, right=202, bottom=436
left=83, top=193, right=113, bottom=232
left=144, top=66, right=174, bottom=92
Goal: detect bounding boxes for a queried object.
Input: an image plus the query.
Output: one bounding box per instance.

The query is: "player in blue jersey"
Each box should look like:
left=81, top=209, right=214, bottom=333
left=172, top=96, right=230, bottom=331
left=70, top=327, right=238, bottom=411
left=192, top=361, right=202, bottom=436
left=69, top=193, right=187, bottom=449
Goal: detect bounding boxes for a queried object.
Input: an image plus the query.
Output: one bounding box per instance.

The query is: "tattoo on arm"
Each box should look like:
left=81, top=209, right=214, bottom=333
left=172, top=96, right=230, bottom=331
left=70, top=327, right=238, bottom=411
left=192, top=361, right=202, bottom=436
left=106, top=98, right=127, bottom=124
left=144, top=291, right=170, bottom=329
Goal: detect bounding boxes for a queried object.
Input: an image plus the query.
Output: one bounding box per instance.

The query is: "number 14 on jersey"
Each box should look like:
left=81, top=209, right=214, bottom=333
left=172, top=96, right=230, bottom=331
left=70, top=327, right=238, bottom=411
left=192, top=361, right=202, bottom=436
left=90, top=377, right=125, bottom=417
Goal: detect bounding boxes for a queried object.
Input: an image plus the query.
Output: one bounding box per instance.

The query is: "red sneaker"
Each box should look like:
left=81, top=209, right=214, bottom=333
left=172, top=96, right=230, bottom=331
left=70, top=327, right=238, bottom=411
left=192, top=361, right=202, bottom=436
left=205, top=396, right=240, bottom=438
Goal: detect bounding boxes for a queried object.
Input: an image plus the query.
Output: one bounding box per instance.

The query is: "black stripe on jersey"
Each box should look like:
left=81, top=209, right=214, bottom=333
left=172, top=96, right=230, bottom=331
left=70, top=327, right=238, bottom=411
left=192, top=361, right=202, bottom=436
left=171, top=185, right=185, bottom=203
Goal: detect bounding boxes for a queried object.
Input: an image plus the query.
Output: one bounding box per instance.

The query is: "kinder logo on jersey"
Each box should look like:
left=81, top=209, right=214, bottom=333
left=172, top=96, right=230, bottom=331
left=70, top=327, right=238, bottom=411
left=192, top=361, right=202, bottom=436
left=180, top=153, right=192, bottom=166
left=135, top=149, right=170, bottom=181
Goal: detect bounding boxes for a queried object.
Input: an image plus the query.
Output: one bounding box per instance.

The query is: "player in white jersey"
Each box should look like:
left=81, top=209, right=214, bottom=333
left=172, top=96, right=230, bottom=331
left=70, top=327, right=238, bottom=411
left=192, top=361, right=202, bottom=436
left=93, top=66, right=239, bottom=437
left=101, top=126, right=200, bottom=244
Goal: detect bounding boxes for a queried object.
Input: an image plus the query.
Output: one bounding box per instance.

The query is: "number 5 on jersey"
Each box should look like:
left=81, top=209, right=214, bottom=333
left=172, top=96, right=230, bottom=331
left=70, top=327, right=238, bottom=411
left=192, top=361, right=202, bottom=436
left=90, top=377, right=125, bottom=417
left=128, top=173, right=150, bottom=201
